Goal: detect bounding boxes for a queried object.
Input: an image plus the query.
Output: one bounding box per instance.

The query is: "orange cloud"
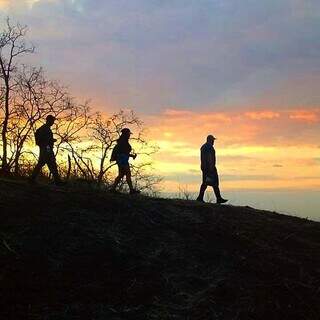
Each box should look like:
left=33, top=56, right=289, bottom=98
left=0, top=0, right=41, bottom=9
left=198, top=112, right=233, bottom=123
left=146, top=107, right=320, bottom=192
left=163, top=109, right=193, bottom=117
left=245, top=111, right=280, bottom=120
left=0, top=0, right=9, bottom=8
left=288, top=109, right=320, bottom=123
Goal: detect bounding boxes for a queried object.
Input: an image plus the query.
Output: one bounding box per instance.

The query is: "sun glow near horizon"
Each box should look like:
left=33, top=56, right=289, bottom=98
left=0, top=0, right=39, bottom=9
left=1, top=1, right=320, bottom=194
left=11, top=105, right=320, bottom=194
left=146, top=107, right=320, bottom=193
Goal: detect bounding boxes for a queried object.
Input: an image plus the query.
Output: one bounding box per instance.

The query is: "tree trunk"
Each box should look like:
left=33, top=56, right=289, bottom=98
left=13, top=151, right=21, bottom=176
left=66, top=154, right=72, bottom=181
left=1, top=83, right=10, bottom=174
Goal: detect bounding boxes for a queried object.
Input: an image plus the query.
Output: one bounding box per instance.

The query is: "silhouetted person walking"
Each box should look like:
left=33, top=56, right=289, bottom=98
left=109, top=128, right=140, bottom=194
left=29, top=115, right=63, bottom=185
left=196, top=135, right=228, bottom=204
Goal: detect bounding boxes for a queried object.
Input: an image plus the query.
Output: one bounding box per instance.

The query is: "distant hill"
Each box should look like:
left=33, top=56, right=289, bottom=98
left=0, top=179, right=319, bottom=320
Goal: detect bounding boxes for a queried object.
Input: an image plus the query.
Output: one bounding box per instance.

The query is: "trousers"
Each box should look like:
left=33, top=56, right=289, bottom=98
left=31, top=147, right=60, bottom=182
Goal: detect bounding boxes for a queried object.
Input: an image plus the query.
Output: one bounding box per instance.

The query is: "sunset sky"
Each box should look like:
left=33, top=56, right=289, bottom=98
left=1, top=0, right=319, bottom=216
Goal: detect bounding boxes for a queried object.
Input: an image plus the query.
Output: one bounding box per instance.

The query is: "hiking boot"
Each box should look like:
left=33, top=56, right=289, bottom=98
left=130, top=189, right=141, bottom=195
left=216, top=198, right=228, bottom=204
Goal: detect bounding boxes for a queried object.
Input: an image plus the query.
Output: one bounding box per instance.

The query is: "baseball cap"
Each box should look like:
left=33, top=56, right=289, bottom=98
left=46, top=115, right=56, bottom=122
left=207, top=134, right=217, bottom=140
left=121, top=128, right=132, bottom=135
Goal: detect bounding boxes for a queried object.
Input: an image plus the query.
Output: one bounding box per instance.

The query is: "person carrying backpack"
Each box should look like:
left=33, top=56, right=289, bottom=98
left=109, top=128, right=140, bottom=194
left=29, top=115, right=64, bottom=185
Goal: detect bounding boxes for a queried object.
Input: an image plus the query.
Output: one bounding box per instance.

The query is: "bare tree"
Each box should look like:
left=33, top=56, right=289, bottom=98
left=68, top=110, right=160, bottom=191
left=8, top=66, right=46, bottom=174
left=53, top=98, right=92, bottom=179
left=178, top=184, right=194, bottom=200
left=1, top=64, right=91, bottom=175
left=0, top=18, right=34, bottom=173
left=0, top=18, right=161, bottom=193
left=130, top=162, right=162, bottom=196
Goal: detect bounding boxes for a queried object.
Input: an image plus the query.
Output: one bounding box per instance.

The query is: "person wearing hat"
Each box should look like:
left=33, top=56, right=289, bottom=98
left=196, top=135, right=228, bottom=204
left=109, top=128, right=140, bottom=194
left=29, top=115, right=64, bottom=185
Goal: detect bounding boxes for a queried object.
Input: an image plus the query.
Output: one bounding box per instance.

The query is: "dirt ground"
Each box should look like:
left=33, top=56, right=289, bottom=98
left=0, top=179, right=319, bottom=319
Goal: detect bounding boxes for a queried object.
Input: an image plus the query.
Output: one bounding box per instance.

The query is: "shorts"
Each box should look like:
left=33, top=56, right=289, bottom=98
left=116, top=153, right=130, bottom=167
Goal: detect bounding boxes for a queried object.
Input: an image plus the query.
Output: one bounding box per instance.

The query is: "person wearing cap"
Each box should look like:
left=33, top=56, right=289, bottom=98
left=196, top=135, right=228, bottom=204
left=109, top=128, right=140, bottom=194
left=29, top=115, right=63, bottom=185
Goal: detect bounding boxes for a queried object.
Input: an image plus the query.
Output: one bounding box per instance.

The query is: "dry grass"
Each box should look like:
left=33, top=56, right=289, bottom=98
left=0, top=179, right=319, bottom=319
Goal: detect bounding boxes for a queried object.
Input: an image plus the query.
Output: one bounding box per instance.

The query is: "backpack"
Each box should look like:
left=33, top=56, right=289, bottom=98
left=110, top=144, right=119, bottom=162
left=34, top=127, right=42, bottom=146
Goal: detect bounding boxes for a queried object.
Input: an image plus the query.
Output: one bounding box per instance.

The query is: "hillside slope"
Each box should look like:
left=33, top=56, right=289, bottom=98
left=0, top=179, right=319, bottom=320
